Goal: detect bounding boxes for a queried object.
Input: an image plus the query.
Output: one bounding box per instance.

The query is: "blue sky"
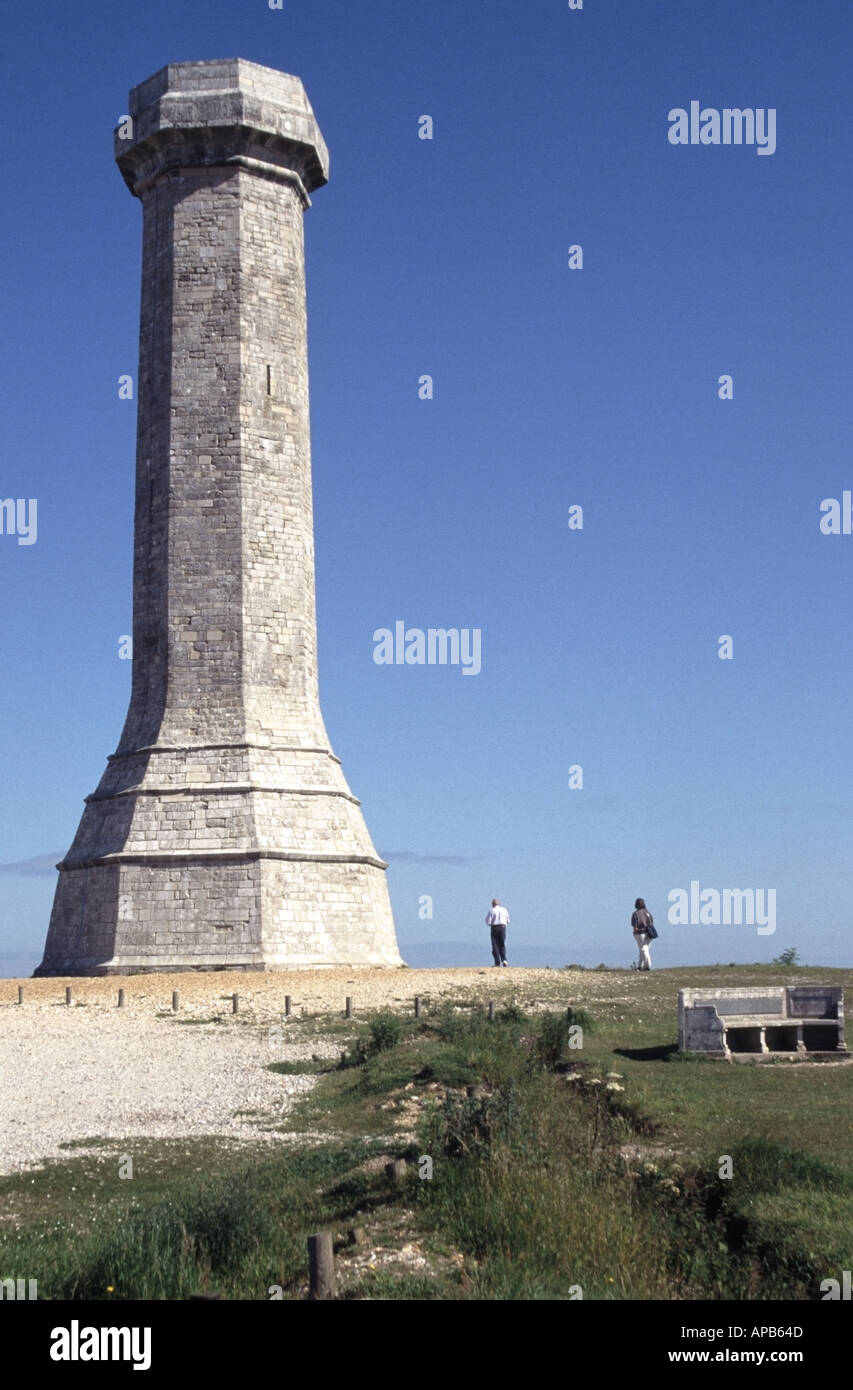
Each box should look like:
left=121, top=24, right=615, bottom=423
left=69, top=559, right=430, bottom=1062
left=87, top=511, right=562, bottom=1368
left=1, top=0, right=851, bottom=974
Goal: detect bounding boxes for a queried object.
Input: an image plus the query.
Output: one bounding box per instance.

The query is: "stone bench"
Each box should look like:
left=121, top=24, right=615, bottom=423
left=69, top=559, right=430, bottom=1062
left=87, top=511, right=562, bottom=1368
left=678, top=985, right=847, bottom=1059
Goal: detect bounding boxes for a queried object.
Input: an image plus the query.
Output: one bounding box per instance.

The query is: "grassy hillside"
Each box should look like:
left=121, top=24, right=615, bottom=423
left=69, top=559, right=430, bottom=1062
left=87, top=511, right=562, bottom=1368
left=0, top=963, right=850, bottom=1299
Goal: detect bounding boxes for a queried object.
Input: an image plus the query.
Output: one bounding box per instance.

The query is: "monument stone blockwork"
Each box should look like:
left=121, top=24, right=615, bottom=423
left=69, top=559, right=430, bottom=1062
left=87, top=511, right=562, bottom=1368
left=37, top=59, right=402, bottom=974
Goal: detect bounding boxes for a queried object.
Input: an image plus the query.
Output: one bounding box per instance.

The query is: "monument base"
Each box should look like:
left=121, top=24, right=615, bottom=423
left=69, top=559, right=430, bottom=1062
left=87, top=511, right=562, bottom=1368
left=35, top=855, right=403, bottom=976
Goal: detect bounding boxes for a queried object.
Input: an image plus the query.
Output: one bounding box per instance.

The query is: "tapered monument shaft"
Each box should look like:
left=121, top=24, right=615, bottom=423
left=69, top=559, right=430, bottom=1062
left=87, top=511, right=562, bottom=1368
left=37, top=59, right=402, bottom=974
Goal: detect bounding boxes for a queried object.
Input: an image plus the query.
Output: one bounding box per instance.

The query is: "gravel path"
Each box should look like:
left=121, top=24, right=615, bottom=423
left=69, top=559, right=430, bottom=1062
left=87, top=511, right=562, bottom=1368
left=0, top=967, right=585, bottom=1175
left=0, top=1006, right=326, bottom=1176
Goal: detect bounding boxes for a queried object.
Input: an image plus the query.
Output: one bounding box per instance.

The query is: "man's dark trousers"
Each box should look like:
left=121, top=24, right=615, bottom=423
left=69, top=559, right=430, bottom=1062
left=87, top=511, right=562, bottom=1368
left=490, top=925, right=507, bottom=966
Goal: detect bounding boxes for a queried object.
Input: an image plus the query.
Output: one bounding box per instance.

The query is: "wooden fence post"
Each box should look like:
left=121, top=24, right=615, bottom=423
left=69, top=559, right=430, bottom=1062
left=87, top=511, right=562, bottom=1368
left=172, top=991, right=179, bottom=1013
left=117, top=989, right=125, bottom=1008
left=307, top=1233, right=336, bottom=1300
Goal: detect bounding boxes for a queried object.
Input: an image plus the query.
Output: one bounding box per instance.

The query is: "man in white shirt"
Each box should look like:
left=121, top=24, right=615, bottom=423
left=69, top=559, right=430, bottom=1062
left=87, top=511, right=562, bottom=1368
left=485, top=898, right=510, bottom=967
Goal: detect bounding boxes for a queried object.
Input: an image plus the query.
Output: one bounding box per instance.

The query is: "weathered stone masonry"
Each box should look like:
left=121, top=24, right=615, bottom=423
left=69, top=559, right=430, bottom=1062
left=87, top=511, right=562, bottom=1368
left=37, top=59, right=402, bottom=973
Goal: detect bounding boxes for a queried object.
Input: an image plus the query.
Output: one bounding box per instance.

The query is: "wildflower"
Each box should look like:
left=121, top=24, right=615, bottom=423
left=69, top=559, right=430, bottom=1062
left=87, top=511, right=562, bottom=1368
left=605, top=1082, right=625, bottom=1092
left=106, top=1285, right=114, bottom=1292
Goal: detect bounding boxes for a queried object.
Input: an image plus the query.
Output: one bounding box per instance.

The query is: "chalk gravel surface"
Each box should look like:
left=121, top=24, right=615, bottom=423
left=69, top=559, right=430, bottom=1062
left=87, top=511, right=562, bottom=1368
left=0, top=967, right=580, bottom=1175
left=0, top=999, right=323, bottom=1176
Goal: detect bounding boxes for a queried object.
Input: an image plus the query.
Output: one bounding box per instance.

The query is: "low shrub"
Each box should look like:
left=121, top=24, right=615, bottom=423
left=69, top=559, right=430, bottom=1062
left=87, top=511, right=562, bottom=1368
left=368, top=1013, right=402, bottom=1053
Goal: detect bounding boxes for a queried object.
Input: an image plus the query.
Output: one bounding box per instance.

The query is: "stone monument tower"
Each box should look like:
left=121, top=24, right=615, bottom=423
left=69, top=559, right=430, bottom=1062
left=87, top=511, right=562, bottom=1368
left=37, top=59, right=402, bottom=974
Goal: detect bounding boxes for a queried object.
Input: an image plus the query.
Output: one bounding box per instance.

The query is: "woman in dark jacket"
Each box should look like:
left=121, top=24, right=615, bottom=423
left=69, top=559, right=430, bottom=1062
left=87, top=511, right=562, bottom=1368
left=631, top=897, right=654, bottom=971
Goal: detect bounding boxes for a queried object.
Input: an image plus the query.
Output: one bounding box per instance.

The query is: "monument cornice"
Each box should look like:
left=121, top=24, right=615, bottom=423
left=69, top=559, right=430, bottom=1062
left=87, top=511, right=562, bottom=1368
left=107, top=743, right=343, bottom=764
left=57, top=849, right=390, bottom=871
left=116, top=127, right=319, bottom=206
left=83, top=785, right=362, bottom=805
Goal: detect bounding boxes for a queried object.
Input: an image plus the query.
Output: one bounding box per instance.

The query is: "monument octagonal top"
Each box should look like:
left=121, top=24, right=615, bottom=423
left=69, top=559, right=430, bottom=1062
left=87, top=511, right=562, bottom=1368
left=115, top=58, right=329, bottom=196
